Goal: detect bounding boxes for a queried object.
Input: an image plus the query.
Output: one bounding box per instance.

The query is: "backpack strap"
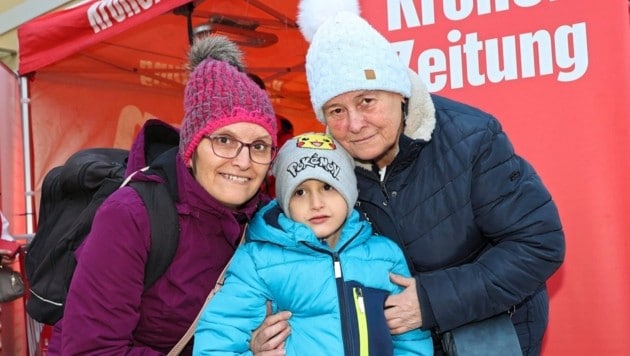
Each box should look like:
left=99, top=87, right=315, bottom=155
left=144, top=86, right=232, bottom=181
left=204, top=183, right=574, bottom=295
left=130, top=179, right=179, bottom=289
left=122, top=146, right=180, bottom=290
left=148, top=147, right=180, bottom=202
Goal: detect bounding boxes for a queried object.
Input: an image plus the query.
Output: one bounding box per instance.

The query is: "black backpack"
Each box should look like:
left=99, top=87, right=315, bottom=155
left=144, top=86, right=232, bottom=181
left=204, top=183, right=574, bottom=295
left=25, top=121, right=180, bottom=325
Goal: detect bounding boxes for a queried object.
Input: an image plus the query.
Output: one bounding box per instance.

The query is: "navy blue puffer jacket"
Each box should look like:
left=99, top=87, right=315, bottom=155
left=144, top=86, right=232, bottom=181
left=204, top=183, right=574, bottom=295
left=354, top=73, right=565, bottom=355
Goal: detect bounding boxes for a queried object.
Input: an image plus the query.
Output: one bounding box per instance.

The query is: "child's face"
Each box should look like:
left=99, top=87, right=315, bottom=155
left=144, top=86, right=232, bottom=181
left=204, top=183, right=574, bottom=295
left=288, top=179, right=347, bottom=247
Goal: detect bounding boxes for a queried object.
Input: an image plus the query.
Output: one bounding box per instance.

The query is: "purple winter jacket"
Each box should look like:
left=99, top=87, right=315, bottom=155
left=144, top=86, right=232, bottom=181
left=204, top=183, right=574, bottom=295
left=47, top=121, right=265, bottom=355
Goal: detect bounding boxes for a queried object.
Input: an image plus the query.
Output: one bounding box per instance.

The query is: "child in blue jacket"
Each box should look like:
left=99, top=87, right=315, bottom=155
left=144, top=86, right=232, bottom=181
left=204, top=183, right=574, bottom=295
left=194, top=133, right=433, bottom=355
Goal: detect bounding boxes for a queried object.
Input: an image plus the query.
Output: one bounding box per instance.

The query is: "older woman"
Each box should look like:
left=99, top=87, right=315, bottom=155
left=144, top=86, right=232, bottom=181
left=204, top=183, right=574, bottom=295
left=251, top=1, right=565, bottom=355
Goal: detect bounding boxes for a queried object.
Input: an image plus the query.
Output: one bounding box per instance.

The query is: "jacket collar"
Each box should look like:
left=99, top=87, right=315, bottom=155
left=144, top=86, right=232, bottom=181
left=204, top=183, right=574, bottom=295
left=403, top=69, right=436, bottom=142
left=249, top=200, right=371, bottom=251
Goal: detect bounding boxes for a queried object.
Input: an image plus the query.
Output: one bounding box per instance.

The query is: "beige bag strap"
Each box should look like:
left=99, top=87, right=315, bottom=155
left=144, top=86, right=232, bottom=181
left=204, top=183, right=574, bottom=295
left=167, top=224, right=247, bottom=356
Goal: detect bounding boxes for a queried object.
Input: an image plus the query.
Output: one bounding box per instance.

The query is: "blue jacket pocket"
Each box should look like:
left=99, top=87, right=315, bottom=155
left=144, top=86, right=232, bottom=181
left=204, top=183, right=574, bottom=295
left=343, top=280, right=393, bottom=356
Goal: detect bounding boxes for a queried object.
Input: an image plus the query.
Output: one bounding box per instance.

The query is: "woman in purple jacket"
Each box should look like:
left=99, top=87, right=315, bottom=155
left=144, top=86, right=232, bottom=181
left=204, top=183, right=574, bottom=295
left=46, top=35, right=278, bottom=355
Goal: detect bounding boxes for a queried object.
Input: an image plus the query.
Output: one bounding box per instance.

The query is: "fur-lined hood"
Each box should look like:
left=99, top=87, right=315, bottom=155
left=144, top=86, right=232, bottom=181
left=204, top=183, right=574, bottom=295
left=403, top=69, right=436, bottom=142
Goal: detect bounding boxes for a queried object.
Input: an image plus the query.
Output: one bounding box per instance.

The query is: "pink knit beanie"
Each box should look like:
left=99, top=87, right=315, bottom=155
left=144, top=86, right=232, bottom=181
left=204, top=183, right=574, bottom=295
left=179, top=35, right=277, bottom=165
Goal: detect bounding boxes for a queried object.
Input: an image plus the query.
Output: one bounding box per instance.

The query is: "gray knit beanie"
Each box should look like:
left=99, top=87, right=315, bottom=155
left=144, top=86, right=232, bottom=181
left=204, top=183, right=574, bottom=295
left=272, top=132, right=357, bottom=219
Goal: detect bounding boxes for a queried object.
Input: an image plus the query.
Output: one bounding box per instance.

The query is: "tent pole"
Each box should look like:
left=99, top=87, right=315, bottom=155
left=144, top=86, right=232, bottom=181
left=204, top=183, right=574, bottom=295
left=19, top=76, right=35, bottom=235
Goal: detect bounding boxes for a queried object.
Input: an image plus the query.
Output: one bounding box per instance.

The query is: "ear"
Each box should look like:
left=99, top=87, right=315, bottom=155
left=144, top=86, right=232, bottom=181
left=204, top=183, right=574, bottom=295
left=188, top=151, right=196, bottom=174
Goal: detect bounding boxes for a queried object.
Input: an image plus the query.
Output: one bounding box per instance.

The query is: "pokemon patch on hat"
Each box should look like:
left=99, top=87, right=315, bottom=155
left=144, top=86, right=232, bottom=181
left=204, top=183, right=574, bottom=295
left=272, top=133, right=357, bottom=219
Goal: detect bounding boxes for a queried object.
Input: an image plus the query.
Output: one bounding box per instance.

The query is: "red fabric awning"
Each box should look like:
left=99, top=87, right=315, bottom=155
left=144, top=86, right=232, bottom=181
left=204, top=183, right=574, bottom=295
left=18, top=0, right=191, bottom=75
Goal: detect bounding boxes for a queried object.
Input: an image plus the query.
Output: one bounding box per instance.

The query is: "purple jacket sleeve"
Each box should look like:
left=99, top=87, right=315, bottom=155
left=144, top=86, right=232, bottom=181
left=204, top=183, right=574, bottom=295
left=59, top=187, right=161, bottom=355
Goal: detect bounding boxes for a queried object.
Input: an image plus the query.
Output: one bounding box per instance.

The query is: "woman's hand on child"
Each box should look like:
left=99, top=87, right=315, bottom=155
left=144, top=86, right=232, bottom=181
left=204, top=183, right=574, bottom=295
left=250, top=301, right=292, bottom=355
left=384, top=273, right=423, bottom=334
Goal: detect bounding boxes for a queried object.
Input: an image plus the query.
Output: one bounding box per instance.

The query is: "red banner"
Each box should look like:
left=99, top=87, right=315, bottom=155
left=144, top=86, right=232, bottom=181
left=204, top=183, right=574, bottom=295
left=7, top=0, right=630, bottom=354
left=363, top=0, right=630, bottom=354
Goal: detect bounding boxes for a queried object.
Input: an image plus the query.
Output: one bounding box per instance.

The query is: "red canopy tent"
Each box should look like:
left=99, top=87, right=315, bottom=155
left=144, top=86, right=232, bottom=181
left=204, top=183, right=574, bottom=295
left=13, top=0, right=320, bottom=232
left=1, top=0, right=629, bottom=355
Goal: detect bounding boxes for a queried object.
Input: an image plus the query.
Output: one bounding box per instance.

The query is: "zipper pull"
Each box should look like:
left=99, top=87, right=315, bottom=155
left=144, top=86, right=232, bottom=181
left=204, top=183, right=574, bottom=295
left=334, top=259, right=342, bottom=278
left=353, top=287, right=369, bottom=356
left=332, top=253, right=343, bottom=279
left=354, top=287, right=365, bottom=314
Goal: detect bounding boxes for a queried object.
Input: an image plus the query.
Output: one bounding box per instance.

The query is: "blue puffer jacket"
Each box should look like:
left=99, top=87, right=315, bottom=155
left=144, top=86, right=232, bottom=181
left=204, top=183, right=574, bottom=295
left=354, top=73, right=565, bottom=355
left=194, top=201, right=433, bottom=356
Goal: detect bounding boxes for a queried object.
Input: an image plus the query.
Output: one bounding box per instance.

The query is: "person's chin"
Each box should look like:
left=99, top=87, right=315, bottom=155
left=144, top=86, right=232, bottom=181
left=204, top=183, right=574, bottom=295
left=312, top=227, right=334, bottom=239
left=217, top=189, right=256, bottom=209
left=352, top=149, right=380, bottom=162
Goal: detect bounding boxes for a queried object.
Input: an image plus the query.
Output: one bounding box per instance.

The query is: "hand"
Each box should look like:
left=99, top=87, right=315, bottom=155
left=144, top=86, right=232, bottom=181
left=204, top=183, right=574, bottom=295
left=0, top=249, right=16, bottom=266
left=250, top=301, right=291, bottom=356
left=384, top=273, right=423, bottom=334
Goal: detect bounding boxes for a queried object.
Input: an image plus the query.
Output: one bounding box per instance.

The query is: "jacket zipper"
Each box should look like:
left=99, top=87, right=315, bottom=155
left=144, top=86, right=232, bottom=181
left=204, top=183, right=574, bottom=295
left=357, top=172, right=415, bottom=273
left=353, top=287, right=369, bottom=356
left=303, top=230, right=363, bottom=356
left=332, top=253, right=355, bottom=355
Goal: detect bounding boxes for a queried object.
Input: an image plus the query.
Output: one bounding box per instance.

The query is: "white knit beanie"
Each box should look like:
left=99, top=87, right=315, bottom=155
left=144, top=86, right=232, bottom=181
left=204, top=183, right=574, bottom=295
left=272, top=132, right=357, bottom=219
left=297, top=0, right=411, bottom=123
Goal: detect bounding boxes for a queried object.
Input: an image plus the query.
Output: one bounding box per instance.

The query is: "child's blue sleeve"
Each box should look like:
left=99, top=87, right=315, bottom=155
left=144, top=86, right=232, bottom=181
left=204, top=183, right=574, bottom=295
left=193, top=246, right=269, bottom=356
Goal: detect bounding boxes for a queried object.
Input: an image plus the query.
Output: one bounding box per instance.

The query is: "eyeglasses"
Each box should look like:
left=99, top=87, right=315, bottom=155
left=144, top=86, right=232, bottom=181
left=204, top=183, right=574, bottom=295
left=205, top=135, right=277, bottom=164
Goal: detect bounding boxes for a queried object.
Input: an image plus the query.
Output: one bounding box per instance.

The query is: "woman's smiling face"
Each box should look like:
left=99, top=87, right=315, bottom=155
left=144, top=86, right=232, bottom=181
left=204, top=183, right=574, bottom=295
left=189, top=122, right=273, bottom=209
